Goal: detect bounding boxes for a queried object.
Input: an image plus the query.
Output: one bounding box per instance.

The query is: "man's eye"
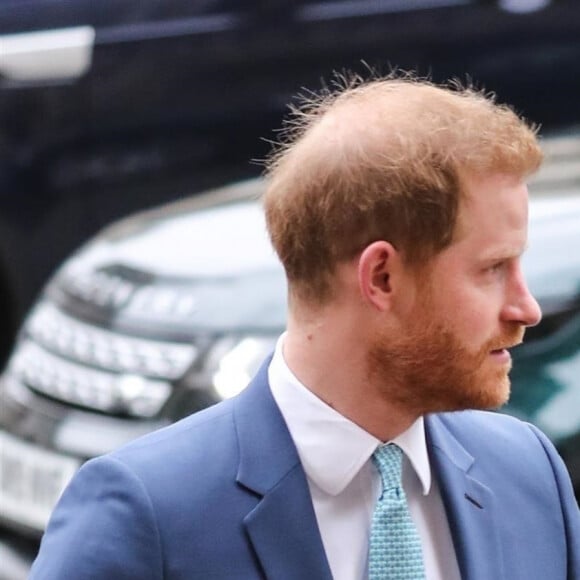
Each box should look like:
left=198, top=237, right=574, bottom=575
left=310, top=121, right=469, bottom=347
left=487, top=261, right=505, bottom=273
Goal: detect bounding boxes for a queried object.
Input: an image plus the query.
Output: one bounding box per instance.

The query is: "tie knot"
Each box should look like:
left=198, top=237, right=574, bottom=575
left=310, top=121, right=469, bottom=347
left=372, top=443, right=403, bottom=493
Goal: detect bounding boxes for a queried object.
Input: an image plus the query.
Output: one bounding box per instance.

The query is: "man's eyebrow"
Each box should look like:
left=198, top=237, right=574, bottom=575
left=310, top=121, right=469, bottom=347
left=480, top=243, right=529, bottom=262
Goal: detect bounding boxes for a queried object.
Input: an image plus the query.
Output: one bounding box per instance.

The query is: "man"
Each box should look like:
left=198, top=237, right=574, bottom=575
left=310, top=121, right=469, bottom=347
left=30, top=76, right=579, bottom=579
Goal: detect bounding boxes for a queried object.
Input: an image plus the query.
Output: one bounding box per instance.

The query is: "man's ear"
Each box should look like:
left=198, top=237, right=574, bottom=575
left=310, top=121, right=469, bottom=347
left=357, top=241, right=400, bottom=311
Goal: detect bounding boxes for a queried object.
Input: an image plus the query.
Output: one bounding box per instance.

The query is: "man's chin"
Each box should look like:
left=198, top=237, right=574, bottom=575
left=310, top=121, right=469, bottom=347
left=462, top=376, right=511, bottom=412
left=480, top=386, right=511, bottom=411
left=428, top=375, right=512, bottom=414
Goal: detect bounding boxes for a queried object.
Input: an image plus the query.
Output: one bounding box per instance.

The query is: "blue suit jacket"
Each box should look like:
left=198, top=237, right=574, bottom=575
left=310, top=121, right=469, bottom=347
left=31, top=361, right=580, bottom=579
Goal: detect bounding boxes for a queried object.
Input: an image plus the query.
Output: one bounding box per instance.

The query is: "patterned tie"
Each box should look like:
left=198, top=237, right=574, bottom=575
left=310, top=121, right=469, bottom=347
left=368, top=443, right=426, bottom=580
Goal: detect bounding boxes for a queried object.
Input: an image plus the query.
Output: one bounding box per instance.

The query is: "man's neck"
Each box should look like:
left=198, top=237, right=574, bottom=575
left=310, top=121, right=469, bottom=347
left=282, top=326, right=418, bottom=442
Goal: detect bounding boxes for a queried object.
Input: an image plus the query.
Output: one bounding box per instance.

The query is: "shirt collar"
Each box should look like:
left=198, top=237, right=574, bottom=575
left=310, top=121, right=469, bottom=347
left=268, top=334, right=431, bottom=497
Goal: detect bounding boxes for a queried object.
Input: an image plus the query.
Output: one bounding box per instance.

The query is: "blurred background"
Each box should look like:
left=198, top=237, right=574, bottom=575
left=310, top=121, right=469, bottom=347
left=0, top=1, right=579, bottom=578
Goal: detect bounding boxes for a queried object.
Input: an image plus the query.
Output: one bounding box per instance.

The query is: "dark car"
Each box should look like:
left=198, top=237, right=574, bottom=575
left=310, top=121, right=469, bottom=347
left=0, top=179, right=284, bottom=579
left=1, top=0, right=580, bottom=368
left=0, top=128, right=579, bottom=577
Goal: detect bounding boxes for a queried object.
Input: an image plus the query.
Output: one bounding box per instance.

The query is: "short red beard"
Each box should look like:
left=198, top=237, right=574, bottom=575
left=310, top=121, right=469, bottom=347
left=366, top=306, right=524, bottom=417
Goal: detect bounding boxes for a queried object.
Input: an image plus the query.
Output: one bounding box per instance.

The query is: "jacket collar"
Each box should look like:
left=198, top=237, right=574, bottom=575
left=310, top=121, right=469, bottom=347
left=233, top=359, right=333, bottom=580
left=426, top=413, right=506, bottom=580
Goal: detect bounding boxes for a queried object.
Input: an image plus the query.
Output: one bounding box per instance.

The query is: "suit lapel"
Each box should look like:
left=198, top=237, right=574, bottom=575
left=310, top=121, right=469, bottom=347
left=426, top=414, right=506, bottom=580
left=233, top=362, right=332, bottom=580
left=233, top=364, right=508, bottom=579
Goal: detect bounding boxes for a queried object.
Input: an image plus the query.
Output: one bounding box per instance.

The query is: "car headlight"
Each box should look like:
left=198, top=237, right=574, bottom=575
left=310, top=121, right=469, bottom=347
left=211, top=336, right=277, bottom=400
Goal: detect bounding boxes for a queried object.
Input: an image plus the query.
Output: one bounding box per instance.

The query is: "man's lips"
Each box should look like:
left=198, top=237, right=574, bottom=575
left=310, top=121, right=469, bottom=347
left=490, top=338, right=524, bottom=354
left=489, top=348, right=511, bottom=363
left=489, top=340, right=523, bottom=363
left=487, top=330, right=525, bottom=360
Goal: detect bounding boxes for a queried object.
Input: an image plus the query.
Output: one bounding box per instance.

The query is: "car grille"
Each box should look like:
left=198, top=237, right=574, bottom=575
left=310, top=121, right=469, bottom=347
left=8, top=302, right=198, bottom=417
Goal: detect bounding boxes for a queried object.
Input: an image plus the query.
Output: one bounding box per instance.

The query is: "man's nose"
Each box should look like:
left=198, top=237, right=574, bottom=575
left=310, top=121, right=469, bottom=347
left=502, top=275, right=542, bottom=328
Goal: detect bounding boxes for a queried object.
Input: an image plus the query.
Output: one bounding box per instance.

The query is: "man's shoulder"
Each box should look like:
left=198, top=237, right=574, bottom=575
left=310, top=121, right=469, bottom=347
left=129, top=396, right=233, bottom=446
left=427, top=409, right=563, bottom=478
left=434, top=408, right=531, bottom=433
left=430, top=409, right=546, bottom=450
left=84, top=368, right=274, bottom=494
left=94, top=397, right=239, bottom=486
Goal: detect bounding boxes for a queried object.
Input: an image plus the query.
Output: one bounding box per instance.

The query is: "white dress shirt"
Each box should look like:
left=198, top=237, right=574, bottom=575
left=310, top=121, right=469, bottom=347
left=268, top=335, right=461, bottom=580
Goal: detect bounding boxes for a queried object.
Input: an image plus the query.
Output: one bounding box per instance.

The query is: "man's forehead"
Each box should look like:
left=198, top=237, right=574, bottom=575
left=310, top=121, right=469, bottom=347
left=446, top=174, right=530, bottom=249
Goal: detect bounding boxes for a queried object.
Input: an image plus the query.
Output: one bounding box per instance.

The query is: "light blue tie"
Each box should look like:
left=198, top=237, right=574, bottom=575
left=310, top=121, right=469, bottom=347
left=368, top=444, right=426, bottom=580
